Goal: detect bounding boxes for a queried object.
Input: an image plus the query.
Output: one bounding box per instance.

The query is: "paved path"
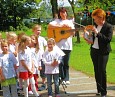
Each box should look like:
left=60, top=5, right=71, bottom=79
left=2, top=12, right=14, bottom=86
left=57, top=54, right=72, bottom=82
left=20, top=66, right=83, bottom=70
left=37, top=68, right=115, bottom=97
left=0, top=69, right=115, bottom=97
left=34, top=68, right=115, bottom=97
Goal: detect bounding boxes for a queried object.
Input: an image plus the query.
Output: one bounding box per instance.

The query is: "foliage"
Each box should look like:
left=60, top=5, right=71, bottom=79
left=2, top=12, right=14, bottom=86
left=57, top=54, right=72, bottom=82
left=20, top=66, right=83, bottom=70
left=0, top=0, right=42, bottom=31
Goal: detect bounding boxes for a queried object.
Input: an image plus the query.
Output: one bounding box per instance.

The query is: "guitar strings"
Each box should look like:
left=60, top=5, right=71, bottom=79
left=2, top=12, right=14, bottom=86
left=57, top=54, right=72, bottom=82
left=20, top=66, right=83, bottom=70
left=73, top=22, right=85, bottom=28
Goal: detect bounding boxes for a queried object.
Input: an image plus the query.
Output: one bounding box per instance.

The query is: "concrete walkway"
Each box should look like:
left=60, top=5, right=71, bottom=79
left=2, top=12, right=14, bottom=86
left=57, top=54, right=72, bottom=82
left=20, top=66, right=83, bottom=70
left=38, top=68, right=115, bottom=97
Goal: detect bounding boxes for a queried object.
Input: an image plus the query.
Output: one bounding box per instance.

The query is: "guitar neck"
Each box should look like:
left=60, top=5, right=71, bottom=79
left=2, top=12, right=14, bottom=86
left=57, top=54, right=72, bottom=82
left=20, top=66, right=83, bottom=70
left=65, top=27, right=84, bottom=32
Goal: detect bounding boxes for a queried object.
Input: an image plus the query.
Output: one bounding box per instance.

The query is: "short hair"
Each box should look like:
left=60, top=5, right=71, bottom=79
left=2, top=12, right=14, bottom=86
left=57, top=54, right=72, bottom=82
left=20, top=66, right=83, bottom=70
left=1, top=39, right=8, bottom=47
left=7, top=32, right=17, bottom=39
left=32, top=24, right=41, bottom=31
left=91, top=8, right=106, bottom=20
left=47, top=38, right=55, bottom=45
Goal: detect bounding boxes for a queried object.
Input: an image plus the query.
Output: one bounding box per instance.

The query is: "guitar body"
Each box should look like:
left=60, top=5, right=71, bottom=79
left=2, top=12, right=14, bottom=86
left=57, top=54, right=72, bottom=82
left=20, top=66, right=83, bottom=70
left=47, top=27, right=71, bottom=42
left=83, top=32, right=93, bottom=44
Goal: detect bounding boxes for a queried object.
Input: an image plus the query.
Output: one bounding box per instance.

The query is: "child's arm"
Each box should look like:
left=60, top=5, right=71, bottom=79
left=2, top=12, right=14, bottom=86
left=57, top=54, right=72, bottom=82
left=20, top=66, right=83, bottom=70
left=14, top=64, right=18, bottom=78
left=20, top=60, right=32, bottom=74
left=13, top=43, right=18, bottom=57
left=31, top=60, right=35, bottom=73
left=0, top=67, right=5, bottom=82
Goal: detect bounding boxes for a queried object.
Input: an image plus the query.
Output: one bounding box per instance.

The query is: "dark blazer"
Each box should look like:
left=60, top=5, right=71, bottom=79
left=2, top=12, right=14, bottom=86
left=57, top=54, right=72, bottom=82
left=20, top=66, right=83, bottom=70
left=91, top=22, right=113, bottom=55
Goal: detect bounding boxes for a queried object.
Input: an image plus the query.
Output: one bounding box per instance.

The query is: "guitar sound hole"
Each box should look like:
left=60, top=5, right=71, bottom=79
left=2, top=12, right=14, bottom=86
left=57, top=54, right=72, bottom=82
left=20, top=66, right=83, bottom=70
left=61, top=30, right=65, bottom=34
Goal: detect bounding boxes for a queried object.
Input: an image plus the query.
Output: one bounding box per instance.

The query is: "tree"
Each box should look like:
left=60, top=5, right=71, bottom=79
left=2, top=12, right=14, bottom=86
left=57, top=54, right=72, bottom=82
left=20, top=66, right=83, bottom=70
left=50, top=0, right=58, bottom=18
left=0, top=0, right=42, bottom=31
left=68, top=0, right=84, bottom=43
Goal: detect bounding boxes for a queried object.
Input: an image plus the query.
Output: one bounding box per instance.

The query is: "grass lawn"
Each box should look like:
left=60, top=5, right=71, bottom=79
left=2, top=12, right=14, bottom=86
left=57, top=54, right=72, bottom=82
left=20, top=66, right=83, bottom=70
left=70, top=36, right=115, bottom=84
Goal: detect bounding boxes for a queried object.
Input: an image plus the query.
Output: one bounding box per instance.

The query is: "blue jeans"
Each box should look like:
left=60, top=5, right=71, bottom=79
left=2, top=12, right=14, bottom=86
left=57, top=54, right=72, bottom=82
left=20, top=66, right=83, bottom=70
left=46, top=74, right=59, bottom=96
left=40, top=61, right=46, bottom=78
left=2, top=84, right=18, bottom=97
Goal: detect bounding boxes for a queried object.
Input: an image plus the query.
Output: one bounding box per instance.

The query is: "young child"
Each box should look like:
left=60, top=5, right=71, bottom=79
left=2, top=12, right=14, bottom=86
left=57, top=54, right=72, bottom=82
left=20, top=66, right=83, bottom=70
left=32, top=24, right=47, bottom=91
left=17, top=32, right=25, bottom=91
left=28, top=34, right=42, bottom=94
left=18, top=35, right=41, bottom=97
left=6, top=32, right=22, bottom=91
left=6, top=32, right=18, bottom=57
left=0, top=39, right=18, bottom=97
left=42, top=38, right=64, bottom=97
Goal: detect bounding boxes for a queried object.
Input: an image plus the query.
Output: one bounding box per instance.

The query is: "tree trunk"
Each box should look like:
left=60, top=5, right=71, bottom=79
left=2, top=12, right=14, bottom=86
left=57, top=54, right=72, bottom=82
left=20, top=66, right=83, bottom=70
left=70, top=2, right=80, bottom=43
left=51, top=0, right=58, bottom=18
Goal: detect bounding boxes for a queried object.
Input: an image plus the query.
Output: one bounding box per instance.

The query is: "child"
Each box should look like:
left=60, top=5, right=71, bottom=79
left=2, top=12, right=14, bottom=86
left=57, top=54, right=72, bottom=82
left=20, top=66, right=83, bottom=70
left=18, top=35, right=41, bottom=97
left=42, top=38, right=64, bottom=97
left=6, top=32, right=18, bottom=57
left=28, top=34, right=42, bottom=94
left=32, top=24, right=47, bottom=91
left=17, top=32, right=26, bottom=91
left=0, top=39, right=18, bottom=97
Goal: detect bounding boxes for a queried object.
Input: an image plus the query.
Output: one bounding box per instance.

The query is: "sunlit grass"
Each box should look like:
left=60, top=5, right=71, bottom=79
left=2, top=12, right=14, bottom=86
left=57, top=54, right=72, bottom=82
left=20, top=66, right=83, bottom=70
left=70, top=36, right=115, bottom=84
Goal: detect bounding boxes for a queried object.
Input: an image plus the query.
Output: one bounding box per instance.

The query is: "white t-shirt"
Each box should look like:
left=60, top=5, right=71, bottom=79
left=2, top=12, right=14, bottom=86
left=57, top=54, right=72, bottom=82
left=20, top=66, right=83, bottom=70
left=18, top=47, right=32, bottom=72
left=38, top=36, right=47, bottom=54
left=31, top=48, right=42, bottom=74
left=42, top=49, right=63, bottom=74
left=49, top=19, right=75, bottom=50
left=9, top=43, right=19, bottom=66
left=0, top=53, right=18, bottom=79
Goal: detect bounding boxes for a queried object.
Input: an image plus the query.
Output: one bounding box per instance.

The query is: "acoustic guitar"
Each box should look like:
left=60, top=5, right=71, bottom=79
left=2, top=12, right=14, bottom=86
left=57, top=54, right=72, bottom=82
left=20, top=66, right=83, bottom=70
left=47, top=27, right=82, bottom=42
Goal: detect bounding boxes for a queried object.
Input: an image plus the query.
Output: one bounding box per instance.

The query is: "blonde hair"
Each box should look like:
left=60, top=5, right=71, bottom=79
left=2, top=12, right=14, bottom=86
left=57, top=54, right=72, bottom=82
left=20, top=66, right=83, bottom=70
left=1, top=39, right=9, bottom=47
left=18, top=35, right=30, bottom=53
left=47, top=38, right=55, bottom=45
left=17, top=32, right=25, bottom=42
left=30, top=34, right=39, bottom=53
left=92, top=8, right=106, bottom=20
left=7, top=32, right=17, bottom=39
left=32, top=24, right=41, bottom=31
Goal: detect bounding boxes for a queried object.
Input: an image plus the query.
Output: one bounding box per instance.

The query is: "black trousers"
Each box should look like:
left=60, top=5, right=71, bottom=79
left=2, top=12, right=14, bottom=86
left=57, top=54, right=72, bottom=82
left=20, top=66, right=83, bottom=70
left=90, top=48, right=109, bottom=96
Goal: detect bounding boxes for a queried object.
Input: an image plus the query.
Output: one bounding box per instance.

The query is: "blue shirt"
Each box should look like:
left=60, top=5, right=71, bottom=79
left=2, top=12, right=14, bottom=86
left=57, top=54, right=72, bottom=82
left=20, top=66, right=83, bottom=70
left=0, top=53, right=18, bottom=79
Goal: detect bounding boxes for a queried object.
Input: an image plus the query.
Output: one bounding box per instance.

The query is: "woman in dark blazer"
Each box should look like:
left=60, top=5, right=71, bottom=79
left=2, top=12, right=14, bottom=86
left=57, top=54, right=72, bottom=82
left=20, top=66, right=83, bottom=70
left=85, top=9, right=113, bottom=97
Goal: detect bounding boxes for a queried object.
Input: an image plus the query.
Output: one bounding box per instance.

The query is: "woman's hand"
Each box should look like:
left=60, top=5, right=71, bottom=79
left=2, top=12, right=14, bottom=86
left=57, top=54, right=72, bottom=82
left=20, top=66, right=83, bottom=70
left=85, top=25, right=98, bottom=34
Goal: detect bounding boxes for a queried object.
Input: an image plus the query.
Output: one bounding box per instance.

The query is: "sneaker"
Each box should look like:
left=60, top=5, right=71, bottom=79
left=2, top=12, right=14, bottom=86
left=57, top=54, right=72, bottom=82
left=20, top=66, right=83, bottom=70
left=62, top=81, right=66, bottom=85
left=96, top=92, right=101, bottom=95
left=66, top=81, right=70, bottom=85
left=28, top=91, right=33, bottom=95
left=48, top=96, right=52, bottom=97
left=101, top=95, right=106, bottom=97
left=38, top=84, right=46, bottom=91
left=38, top=94, right=42, bottom=97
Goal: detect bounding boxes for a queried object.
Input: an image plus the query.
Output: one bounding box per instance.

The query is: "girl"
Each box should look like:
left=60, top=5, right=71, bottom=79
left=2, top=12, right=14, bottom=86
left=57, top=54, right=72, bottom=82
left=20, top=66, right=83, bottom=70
left=18, top=35, right=41, bottom=97
left=0, top=39, right=18, bottom=97
left=42, top=38, right=64, bottom=97
left=6, top=32, right=18, bottom=57
left=28, top=34, right=42, bottom=94
left=32, top=24, right=47, bottom=91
